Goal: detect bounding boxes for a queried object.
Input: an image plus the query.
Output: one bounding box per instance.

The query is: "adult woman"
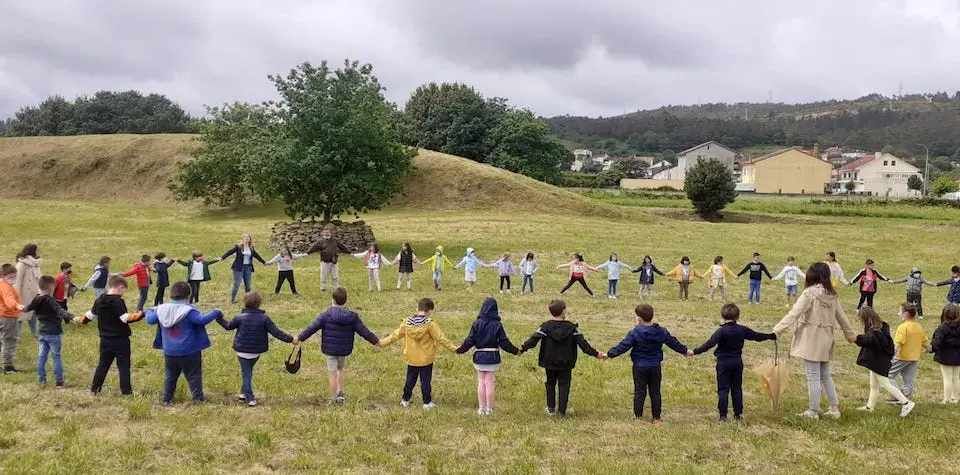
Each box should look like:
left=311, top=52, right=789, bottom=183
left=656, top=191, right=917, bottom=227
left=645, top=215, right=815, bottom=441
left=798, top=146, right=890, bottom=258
left=221, top=233, right=265, bottom=303
left=14, top=244, right=42, bottom=336
left=773, top=262, right=856, bottom=420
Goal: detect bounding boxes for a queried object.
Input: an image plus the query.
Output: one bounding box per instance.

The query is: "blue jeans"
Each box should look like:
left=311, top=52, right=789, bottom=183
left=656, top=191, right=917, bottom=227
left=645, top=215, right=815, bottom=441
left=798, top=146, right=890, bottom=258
left=238, top=356, right=259, bottom=401
left=163, top=352, right=204, bottom=403
left=231, top=265, right=254, bottom=303
left=136, top=286, right=149, bottom=312
left=522, top=275, right=534, bottom=293
left=804, top=360, right=839, bottom=411
left=432, top=271, right=442, bottom=289
left=19, top=315, right=37, bottom=336
left=748, top=279, right=762, bottom=303
left=37, top=334, right=63, bottom=384
left=608, top=279, right=619, bottom=296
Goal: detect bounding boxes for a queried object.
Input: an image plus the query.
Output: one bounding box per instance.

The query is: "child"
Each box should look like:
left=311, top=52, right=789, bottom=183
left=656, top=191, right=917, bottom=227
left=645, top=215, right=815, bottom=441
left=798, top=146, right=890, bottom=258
left=665, top=256, right=702, bottom=302
left=420, top=246, right=455, bottom=291
left=379, top=298, right=458, bottom=409
left=177, top=252, right=220, bottom=304
left=394, top=243, right=421, bottom=291
left=931, top=304, right=960, bottom=403
left=455, top=248, right=488, bottom=290
left=707, top=256, right=736, bottom=302
left=145, top=281, right=223, bottom=405
left=737, top=253, right=773, bottom=304
left=557, top=253, right=598, bottom=297
left=122, top=254, right=152, bottom=312
left=0, top=264, right=25, bottom=374
left=25, top=276, right=76, bottom=386
left=519, top=299, right=601, bottom=418
left=887, top=302, right=929, bottom=401
left=78, top=275, right=144, bottom=395
left=825, top=252, right=848, bottom=288
left=771, top=257, right=806, bottom=306
left=606, top=304, right=689, bottom=424
left=520, top=252, right=539, bottom=295
left=353, top=243, right=392, bottom=292
left=632, top=256, right=664, bottom=298
left=80, top=256, right=112, bottom=298
left=153, top=253, right=176, bottom=306
left=692, top=303, right=776, bottom=421
left=490, top=253, right=517, bottom=294
left=297, top=287, right=379, bottom=404
left=456, top=297, right=520, bottom=415
left=217, top=291, right=295, bottom=406
left=853, top=307, right=915, bottom=416
left=53, top=262, right=74, bottom=311
left=596, top=253, right=632, bottom=299
left=264, top=245, right=307, bottom=295
left=850, top=259, right=890, bottom=310
left=890, top=268, right=935, bottom=318
left=935, top=266, right=960, bottom=305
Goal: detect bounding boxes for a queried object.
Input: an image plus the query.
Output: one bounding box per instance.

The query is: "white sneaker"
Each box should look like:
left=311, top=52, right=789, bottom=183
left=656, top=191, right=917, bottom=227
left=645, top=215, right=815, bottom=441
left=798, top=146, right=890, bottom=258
left=237, top=394, right=247, bottom=401
left=612, top=295, right=617, bottom=300
left=477, top=408, right=486, bottom=415
left=423, top=402, right=437, bottom=410
left=856, top=406, right=873, bottom=412
left=798, top=409, right=820, bottom=420
left=900, top=401, right=916, bottom=417
left=506, top=290, right=511, bottom=294
left=248, top=400, right=258, bottom=407
left=500, top=290, right=504, bottom=294
left=544, top=407, right=555, bottom=416
left=485, top=408, right=494, bottom=415
left=823, top=409, right=841, bottom=419
left=400, top=400, right=409, bottom=408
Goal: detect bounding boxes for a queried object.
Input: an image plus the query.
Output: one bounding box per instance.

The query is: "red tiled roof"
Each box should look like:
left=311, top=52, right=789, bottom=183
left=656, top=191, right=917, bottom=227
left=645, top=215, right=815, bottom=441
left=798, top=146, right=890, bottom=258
left=839, top=155, right=875, bottom=171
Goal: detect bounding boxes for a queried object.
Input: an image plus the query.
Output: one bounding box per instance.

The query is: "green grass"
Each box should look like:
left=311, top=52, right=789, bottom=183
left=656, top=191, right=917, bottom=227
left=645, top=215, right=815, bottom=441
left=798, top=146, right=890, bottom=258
left=1, top=199, right=959, bottom=473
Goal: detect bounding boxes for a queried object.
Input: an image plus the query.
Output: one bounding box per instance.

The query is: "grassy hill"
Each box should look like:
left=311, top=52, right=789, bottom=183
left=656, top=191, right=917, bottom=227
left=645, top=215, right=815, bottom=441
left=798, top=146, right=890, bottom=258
left=0, top=134, right=610, bottom=216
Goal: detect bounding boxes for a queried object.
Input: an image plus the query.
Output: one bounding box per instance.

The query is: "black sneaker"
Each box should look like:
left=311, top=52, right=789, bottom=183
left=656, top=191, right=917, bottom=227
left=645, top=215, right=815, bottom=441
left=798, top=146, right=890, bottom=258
left=4, top=367, right=20, bottom=375
left=55, top=382, right=65, bottom=388
left=734, top=415, right=743, bottom=421
left=719, top=416, right=728, bottom=422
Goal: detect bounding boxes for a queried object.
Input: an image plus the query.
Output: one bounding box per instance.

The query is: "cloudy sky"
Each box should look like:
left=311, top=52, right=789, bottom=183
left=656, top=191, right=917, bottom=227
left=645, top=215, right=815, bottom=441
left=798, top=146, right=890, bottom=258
left=1, top=0, right=959, bottom=119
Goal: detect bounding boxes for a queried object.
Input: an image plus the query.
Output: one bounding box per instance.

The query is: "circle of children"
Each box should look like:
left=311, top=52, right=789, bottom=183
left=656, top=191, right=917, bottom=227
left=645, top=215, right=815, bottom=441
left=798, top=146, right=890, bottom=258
left=2, top=229, right=960, bottom=422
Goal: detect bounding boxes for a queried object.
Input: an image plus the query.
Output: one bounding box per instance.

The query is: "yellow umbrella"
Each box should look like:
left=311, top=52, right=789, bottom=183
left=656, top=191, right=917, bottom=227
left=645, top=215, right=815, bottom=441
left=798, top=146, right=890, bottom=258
left=753, top=341, right=790, bottom=411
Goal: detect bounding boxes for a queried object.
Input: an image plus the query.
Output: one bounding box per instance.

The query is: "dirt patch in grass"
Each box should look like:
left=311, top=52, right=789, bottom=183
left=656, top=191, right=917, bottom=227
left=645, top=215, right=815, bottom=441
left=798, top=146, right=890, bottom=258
left=647, top=208, right=831, bottom=225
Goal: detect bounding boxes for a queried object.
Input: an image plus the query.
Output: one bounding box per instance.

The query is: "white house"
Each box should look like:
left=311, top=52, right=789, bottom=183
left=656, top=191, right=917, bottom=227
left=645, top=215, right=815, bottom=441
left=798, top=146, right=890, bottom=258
left=835, top=152, right=921, bottom=197
left=651, top=141, right=739, bottom=181
left=573, top=149, right=592, bottom=160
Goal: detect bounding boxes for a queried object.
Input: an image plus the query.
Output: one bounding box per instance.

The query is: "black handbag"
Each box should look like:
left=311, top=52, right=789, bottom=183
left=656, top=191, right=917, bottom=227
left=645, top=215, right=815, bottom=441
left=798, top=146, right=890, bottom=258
left=285, top=347, right=302, bottom=374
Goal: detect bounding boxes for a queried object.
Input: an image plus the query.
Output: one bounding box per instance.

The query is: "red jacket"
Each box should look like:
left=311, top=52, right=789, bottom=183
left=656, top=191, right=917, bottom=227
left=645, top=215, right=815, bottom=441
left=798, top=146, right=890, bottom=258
left=122, top=262, right=150, bottom=289
left=54, top=272, right=71, bottom=301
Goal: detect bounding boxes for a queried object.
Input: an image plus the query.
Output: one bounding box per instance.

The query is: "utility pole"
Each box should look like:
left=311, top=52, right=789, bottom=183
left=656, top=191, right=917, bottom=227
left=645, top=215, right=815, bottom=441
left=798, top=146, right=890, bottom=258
left=917, top=143, right=930, bottom=196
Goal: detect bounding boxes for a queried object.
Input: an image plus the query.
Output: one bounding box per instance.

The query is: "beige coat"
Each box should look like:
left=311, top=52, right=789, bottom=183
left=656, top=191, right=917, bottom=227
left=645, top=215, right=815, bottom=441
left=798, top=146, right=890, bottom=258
left=773, top=284, right=855, bottom=362
left=15, top=257, right=42, bottom=322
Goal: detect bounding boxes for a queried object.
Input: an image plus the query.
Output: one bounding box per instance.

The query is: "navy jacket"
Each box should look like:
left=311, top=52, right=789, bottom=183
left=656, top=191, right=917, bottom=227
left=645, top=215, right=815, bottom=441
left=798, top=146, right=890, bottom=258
left=932, top=322, right=960, bottom=366
left=154, top=260, right=173, bottom=288
left=607, top=323, right=688, bottom=368
left=218, top=308, right=294, bottom=354
left=221, top=245, right=266, bottom=272
left=693, top=321, right=776, bottom=360
left=456, top=298, right=520, bottom=365
left=855, top=322, right=896, bottom=376
left=298, top=306, right=379, bottom=357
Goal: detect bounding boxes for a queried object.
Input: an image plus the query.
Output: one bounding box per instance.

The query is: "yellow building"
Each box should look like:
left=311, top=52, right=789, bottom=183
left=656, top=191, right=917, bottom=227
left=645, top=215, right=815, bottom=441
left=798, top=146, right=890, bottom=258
left=740, top=148, right=832, bottom=195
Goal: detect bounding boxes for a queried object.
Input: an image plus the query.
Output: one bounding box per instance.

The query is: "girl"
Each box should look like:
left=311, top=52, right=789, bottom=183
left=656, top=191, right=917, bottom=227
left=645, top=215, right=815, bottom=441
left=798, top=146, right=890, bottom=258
left=490, top=253, right=517, bottom=294
left=771, top=256, right=806, bottom=307
left=773, top=262, right=856, bottom=420
left=456, top=298, right=520, bottom=415
left=455, top=248, right=488, bottom=289
left=707, top=256, right=736, bottom=302
left=850, top=259, right=889, bottom=310
left=221, top=233, right=266, bottom=304
left=14, top=244, right=42, bottom=337
left=931, top=304, right=960, bottom=403
left=264, top=245, right=307, bottom=295
left=596, top=253, right=632, bottom=299
left=665, top=256, right=702, bottom=301
left=419, top=246, right=455, bottom=291
left=216, top=291, right=295, bottom=406
left=394, top=243, right=421, bottom=291
left=558, top=253, right=598, bottom=297
left=177, top=252, right=220, bottom=304
left=632, top=255, right=664, bottom=298
left=853, top=307, right=915, bottom=416
left=519, top=253, right=538, bottom=295
left=354, top=243, right=392, bottom=292
left=825, top=252, right=848, bottom=288
left=80, top=256, right=112, bottom=298
left=153, top=253, right=176, bottom=306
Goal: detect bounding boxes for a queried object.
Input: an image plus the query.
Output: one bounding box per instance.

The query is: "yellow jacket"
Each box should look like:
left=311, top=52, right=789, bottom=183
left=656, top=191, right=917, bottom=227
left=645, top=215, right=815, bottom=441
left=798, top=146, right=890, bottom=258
left=380, top=315, right=458, bottom=366
left=894, top=320, right=930, bottom=362
left=706, top=264, right=735, bottom=287
left=665, top=264, right=702, bottom=283
left=420, top=246, right=455, bottom=274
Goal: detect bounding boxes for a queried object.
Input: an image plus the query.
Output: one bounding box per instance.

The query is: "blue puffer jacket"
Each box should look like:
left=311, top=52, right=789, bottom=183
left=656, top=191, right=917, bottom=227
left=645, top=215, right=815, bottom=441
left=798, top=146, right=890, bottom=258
left=218, top=308, right=294, bottom=354
left=146, top=302, right=222, bottom=357
left=607, top=323, right=688, bottom=367
left=456, top=298, right=520, bottom=365
left=297, top=306, right=379, bottom=357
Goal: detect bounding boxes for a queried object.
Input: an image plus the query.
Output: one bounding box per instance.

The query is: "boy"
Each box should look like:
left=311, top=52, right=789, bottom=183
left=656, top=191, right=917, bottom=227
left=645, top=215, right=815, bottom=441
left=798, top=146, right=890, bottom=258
left=25, top=276, right=76, bottom=386
left=736, top=253, right=772, bottom=305
left=297, top=287, right=379, bottom=404
left=519, top=299, right=601, bottom=418
left=122, top=255, right=152, bottom=312
left=692, top=303, right=777, bottom=421
left=146, top=281, right=222, bottom=405
left=850, top=259, right=889, bottom=310
left=379, top=298, right=458, bottom=409
left=77, top=275, right=143, bottom=395
left=890, top=268, right=935, bottom=318
left=606, top=304, right=689, bottom=424
left=0, top=264, right=25, bottom=374
left=887, top=302, right=929, bottom=402
left=771, top=256, right=805, bottom=307
left=80, top=256, right=112, bottom=298
left=177, top=252, right=220, bottom=304
left=935, top=266, right=960, bottom=305
left=53, top=262, right=74, bottom=311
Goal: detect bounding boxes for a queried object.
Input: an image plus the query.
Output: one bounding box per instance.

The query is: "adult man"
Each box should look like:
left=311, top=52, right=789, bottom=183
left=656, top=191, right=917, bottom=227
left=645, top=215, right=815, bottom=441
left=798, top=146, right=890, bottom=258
left=307, top=224, right=353, bottom=291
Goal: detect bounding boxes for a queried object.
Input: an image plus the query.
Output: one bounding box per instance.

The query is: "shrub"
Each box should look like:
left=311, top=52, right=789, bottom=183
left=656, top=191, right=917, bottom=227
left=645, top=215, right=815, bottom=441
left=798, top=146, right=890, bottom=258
left=596, top=169, right=626, bottom=188
left=684, top=158, right=737, bottom=217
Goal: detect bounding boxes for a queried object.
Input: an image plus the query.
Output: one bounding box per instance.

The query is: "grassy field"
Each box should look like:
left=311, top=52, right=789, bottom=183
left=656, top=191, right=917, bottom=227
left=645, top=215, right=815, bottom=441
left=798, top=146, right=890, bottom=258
left=1, top=198, right=959, bottom=474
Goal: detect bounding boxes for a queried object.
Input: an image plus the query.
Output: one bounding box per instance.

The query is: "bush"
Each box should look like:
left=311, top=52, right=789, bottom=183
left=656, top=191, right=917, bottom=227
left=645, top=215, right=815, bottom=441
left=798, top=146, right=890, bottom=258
left=596, top=169, right=626, bottom=188
left=684, top=158, right=737, bottom=217
left=560, top=172, right=598, bottom=188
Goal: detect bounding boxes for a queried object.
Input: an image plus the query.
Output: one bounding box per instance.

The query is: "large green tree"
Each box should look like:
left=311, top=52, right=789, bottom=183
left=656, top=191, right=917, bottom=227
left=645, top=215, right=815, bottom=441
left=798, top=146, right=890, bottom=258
left=401, top=82, right=503, bottom=162
left=930, top=175, right=959, bottom=197
left=485, top=109, right=572, bottom=184
left=684, top=158, right=737, bottom=217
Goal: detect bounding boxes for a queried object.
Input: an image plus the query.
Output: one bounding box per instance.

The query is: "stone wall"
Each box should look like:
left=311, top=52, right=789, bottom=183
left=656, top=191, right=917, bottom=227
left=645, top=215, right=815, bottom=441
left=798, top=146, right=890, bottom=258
left=268, top=220, right=377, bottom=254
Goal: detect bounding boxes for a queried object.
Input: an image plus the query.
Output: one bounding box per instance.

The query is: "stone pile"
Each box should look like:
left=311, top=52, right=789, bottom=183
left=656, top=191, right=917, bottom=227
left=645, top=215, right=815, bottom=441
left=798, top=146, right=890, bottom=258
left=268, top=220, right=376, bottom=254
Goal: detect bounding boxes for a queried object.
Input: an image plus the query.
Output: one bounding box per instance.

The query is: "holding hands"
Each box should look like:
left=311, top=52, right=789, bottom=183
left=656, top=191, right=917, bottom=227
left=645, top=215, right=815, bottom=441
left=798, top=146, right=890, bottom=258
left=597, top=352, right=608, bottom=360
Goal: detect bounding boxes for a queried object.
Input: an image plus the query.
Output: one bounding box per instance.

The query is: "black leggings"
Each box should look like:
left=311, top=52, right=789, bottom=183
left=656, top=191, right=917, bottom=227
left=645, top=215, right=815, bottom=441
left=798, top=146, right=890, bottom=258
left=276, top=270, right=297, bottom=294
left=560, top=276, right=594, bottom=296
left=154, top=286, right=167, bottom=306
left=500, top=276, right=511, bottom=290
left=189, top=280, right=202, bottom=304
left=857, top=291, right=875, bottom=309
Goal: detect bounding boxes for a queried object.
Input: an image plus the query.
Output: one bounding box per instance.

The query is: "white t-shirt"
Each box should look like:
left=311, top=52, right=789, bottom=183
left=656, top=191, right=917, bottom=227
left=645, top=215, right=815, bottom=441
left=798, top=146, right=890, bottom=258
left=190, top=261, right=205, bottom=281
left=367, top=253, right=381, bottom=269
left=242, top=248, right=252, bottom=265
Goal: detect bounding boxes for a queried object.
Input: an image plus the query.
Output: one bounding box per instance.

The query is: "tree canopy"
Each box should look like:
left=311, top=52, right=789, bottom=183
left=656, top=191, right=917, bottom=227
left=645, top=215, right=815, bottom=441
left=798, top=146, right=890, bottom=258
left=685, top=158, right=737, bottom=217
